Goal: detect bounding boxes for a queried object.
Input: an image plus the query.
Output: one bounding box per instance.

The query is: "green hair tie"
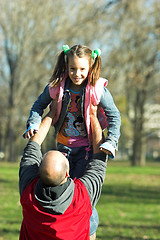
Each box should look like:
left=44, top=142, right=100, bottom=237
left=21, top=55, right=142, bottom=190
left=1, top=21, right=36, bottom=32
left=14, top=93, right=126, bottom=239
left=92, top=49, right=101, bottom=59
left=62, top=44, right=70, bottom=55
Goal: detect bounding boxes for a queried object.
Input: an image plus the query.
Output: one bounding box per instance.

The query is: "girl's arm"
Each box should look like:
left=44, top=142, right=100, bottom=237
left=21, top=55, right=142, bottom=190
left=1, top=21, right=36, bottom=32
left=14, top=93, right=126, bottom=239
left=99, top=87, right=121, bottom=158
left=24, top=84, right=52, bottom=139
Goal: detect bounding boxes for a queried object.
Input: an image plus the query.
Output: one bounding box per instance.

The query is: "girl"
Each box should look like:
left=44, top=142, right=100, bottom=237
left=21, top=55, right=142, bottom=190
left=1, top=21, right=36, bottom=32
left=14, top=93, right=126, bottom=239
left=24, top=44, right=121, bottom=178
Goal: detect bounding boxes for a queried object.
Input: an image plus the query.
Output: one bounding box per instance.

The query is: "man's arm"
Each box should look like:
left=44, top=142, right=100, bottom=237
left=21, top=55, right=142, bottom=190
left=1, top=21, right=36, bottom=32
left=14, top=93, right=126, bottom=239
left=90, top=104, right=104, bottom=154
left=19, top=101, right=57, bottom=196
left=80, top=103, right=107, bottom=208
left=30, top=110, right=53, bottom=145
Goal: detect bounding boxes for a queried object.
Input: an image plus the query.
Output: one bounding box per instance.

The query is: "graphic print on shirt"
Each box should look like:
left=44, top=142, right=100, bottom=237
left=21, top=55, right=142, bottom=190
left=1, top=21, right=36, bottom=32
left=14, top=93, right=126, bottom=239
left=61, top=92, right=87, bottom=138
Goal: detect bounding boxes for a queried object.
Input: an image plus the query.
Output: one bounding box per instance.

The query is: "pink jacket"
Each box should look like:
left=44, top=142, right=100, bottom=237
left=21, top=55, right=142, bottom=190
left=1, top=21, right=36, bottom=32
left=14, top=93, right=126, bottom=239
left=49, top=76, right=108, bottom=144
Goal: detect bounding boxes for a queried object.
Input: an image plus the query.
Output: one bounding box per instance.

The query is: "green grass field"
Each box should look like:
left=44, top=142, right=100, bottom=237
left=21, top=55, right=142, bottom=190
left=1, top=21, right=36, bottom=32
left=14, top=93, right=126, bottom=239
left=0, top=161, right=160, bottom=240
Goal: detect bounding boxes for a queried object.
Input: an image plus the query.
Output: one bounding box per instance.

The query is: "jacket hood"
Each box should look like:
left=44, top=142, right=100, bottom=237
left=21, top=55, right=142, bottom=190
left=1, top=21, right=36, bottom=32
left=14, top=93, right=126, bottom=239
left=35, top=178, right=75, bottom=214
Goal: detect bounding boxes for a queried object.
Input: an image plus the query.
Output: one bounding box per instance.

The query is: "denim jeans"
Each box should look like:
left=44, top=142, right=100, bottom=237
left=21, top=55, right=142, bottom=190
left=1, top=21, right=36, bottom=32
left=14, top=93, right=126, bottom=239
left=90, top=208, right=99, bottom=235
left=57, top=143, right=93, bottom=179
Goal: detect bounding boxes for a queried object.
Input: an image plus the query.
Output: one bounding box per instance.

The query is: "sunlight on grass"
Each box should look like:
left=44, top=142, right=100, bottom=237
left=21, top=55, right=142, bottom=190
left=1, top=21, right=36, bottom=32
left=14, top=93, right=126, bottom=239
left=96, top=161, right=160, bottom=240
left=0, top=163, right=22, bottom=240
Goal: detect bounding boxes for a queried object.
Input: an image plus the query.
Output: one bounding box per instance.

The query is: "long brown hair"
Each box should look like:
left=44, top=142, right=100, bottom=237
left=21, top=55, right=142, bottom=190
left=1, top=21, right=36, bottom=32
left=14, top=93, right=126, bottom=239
left=49, top=45, right=101, bottom=87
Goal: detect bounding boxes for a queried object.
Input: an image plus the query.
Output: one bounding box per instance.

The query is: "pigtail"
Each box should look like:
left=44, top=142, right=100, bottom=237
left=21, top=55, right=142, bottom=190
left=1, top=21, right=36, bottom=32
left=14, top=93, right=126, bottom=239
left=49, top=51, right=67, bottom=87
left=89, top=56, right=101, bottom=86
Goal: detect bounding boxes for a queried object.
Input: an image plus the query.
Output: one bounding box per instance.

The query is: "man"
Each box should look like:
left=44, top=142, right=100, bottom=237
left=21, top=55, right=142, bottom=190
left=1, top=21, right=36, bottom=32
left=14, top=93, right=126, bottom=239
left=19, top=103, right=107, bottom=240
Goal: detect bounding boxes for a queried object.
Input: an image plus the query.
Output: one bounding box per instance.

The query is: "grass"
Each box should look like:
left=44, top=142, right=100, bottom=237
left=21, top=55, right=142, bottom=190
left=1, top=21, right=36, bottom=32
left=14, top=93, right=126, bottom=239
left=96, top=161, right=160, bottom=240
left=0, top=161, right=160, bottom=240
left=0, top=162, right=21, bottom=240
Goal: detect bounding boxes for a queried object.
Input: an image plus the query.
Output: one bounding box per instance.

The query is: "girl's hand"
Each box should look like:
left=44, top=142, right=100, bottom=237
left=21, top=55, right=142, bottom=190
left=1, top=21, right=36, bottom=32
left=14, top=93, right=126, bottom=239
left=24, top=129, right=38, bottom=139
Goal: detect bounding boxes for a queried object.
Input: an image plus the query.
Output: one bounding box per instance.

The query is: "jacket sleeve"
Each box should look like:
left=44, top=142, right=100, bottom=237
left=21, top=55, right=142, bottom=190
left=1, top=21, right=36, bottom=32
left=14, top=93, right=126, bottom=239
left=19, top=141, right=42, bottom=196
left=26, top=84, right=52, bottom=128
left=100, top=87, right=121, bottom=157
left=80, top=152, right=107, bottom=209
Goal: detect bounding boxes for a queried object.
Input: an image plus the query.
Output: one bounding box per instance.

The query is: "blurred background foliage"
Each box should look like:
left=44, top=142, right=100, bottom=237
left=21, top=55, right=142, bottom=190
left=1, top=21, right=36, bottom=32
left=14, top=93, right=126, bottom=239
left=0, top=0, right=160, bottom=165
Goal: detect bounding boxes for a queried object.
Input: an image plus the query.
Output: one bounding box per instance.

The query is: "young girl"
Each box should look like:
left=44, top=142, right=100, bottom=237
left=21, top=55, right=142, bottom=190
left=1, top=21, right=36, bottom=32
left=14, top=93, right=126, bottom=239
left=24, top=44, right=121, bottom=178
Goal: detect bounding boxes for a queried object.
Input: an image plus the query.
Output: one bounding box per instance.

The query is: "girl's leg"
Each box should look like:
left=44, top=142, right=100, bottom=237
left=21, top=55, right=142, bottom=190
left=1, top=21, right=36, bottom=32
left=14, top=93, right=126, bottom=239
left=70, top=146, right=93, bottom=178
left=57, top=143, right=73, bottom=170
left=90, top=208, right=99, bottom=238
left=90, top=233, right=96, bottom=240
left=57, top=144, right=93, bottom=178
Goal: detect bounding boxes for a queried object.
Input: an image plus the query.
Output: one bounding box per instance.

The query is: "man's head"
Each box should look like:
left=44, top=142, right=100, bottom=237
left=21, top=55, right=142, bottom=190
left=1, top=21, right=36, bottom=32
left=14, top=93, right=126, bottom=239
left=39, top=150, right=69, bottom=187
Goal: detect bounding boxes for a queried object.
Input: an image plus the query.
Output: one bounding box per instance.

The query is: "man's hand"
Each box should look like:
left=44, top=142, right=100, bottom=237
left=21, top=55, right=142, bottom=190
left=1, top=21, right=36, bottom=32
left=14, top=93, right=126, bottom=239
left=90, top=103, right=98, bottom=118
left=99, top=147, right=112, bottom=155
left=47, top=98, right=58, bottom=119
left=90, top=103, right=104, bottom=154
left=90, top=103, right=112, bottom=156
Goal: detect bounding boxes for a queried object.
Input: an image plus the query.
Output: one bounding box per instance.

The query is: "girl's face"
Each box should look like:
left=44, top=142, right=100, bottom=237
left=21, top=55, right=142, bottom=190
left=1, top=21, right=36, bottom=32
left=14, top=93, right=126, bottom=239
left=68, top=56, right=90, bottom=87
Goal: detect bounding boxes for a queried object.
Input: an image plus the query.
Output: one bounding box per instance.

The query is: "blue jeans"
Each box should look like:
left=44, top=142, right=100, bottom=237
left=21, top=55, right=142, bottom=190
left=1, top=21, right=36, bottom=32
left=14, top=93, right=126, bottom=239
left=90, top=208, right=99, bottom=235
left=57, top=143, right=93, bottom=179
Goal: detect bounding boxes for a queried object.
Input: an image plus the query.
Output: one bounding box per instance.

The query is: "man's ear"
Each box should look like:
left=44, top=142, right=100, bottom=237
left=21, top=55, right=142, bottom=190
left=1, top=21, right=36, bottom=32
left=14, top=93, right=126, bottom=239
left=66, top=172, right=69, bottom=177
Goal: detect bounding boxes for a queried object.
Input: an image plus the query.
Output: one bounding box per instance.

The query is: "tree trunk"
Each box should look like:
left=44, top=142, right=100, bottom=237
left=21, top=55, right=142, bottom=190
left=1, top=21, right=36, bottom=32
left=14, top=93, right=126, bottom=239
left=131, top=89, right=146, bottom=166
left=140, top=135, right=146, bottom=166
left=132, top=131, right=141, bottom=166
left=7, top=106, right=15, bottom=162
left=132, top=131, right=147, bottom=166
left=5, top=59, right=16, bottom=162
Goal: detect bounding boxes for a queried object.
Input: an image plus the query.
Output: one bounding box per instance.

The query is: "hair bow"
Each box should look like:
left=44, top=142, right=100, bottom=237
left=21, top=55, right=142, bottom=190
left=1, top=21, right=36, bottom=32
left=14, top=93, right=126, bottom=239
left=62, top=45, right=70, bottom=55
left=92, top=49, right=101, bottom=59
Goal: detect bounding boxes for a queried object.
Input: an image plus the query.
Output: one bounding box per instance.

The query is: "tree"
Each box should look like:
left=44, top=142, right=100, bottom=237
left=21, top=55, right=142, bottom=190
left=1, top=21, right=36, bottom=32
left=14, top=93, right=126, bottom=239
left=101, top=0, right=160, bottom=165
left=0, top=0, right=120, bottom=161
left=0, top=0, right=77, bottom=161
left=2, top=0, right=158, bottom=165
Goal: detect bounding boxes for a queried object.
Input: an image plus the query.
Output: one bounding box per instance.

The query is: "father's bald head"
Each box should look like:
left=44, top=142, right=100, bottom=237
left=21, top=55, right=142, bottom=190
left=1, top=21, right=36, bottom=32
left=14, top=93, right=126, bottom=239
left=39, top=150, right=69, bottom=186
